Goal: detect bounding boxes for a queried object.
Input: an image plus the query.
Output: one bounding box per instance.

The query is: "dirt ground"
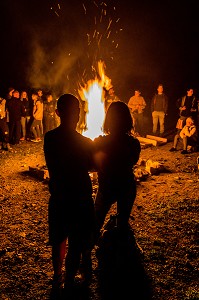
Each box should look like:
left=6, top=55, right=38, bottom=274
left=0, top=137, right=199, bottom=300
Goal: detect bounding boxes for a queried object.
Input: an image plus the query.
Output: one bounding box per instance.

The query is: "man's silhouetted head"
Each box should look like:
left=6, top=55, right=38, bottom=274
left=56, top=94, right=80, bottom=128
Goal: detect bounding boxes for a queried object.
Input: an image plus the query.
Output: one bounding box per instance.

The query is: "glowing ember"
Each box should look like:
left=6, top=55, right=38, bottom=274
left=78, top=61, right=112, bottom=140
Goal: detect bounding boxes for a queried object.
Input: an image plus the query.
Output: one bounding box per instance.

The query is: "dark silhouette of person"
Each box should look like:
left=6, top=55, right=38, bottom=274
left=44, top=94, right=95, bottom=293
left=93, top=101, right=141, bottom=238
left=6, top=90, right=25, bottom=145
left=93, top=101, right=153, bottom=299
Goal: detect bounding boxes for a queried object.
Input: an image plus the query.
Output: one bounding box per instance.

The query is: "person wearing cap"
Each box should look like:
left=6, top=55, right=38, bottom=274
left=104, top=87, right=120, bottom=112
left=128, top=89, right=146, bottom=136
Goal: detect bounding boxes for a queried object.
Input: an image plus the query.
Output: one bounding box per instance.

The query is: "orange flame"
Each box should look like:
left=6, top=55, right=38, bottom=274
left=78, top=60, right=112, bottom=140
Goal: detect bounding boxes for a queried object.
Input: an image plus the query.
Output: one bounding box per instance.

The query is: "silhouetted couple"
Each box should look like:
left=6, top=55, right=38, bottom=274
left=44, top=94, right=141, bottom=297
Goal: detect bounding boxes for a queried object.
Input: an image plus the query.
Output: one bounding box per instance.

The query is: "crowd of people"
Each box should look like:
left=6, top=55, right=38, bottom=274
left=104, top=84, right=199, bottom=153
left=43, top=91, right=199, bottom=298
left=0, top=87, right=58, bottom=150
left=44, top=94, right=141, bottom=297
left=1, top=85, right=199, bottom=297
left=169, top=88, right=198, bottom=153
left=0, top=84, right=199, bottom=154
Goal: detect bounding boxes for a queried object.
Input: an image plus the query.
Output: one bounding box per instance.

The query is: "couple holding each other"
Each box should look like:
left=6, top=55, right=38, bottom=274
left=44, top=94, right=141, bottom=290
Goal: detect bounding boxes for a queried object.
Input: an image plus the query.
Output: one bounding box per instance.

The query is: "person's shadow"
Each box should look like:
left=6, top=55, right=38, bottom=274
left=95, top=215, right=153, bottom=300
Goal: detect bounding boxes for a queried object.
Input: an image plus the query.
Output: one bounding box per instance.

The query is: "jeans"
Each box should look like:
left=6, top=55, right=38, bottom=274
left=9, top=120, right=21, bottom=144
left=21, top=116, right=31, bottom=138
left=152, top=111, right=165, bottom=134
left=131, top=112, right=145, bottom=135
left=173, top=133, right=198, bottom=150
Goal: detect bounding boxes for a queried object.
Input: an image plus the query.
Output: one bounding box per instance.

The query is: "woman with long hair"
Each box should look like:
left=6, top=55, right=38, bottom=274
left=20, top=91, right=31, bottom=140
left=93, top=101, right=141, bottom=239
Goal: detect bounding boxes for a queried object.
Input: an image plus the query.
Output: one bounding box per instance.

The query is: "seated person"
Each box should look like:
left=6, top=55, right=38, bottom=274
left=169, top=117, right=198, bottom=154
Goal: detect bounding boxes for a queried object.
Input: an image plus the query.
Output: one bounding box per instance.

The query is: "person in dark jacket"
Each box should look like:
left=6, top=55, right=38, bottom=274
left=20, top=90, right=32, bottom=140
left=43, top=93, right=57, bottom=134
left=176, top=88, right=198, bottom=129
left=0, top=96, right=12, bottom=150
left=151, top=84, right=168, bottom=137
left=5, top=87, right=15, bottom=126
left=6, top=90, right=25, bottom=145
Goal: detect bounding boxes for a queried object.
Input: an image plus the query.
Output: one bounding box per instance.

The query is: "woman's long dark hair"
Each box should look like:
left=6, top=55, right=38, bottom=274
left=103, top=101, right=133, bottom=134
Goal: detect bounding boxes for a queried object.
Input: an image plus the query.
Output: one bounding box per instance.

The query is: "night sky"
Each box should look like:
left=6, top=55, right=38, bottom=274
left=0, top=0, right=199, bottom=119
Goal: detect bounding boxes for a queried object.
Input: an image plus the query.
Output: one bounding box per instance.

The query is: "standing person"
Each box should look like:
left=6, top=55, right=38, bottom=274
left=43, top=93, right=57, bottom=134
left=128, top=89, right=146, bottom=136
left=30, top=92, right=43, bottom=142
left=6, top=87, right=15, bottom=101
left=20, top=90, right=31, bottom=141
left=0, top=95, right=12, bottom=150
left=151, top=83, right=168, bottom=137
left=6, top=90, right=25, bottom=145
left=93, top=101, right=141, bottom=240
left=104, top=87, right=120, bottom=113
left=176, top=87, right=197, bottom=129
left=5, top=87, right=15, bottom=126
left=37, top=89, right=44, bottom=135
left=37, top=88, right=45, bottom=106
left=44, top=94, right=95, bottom=291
